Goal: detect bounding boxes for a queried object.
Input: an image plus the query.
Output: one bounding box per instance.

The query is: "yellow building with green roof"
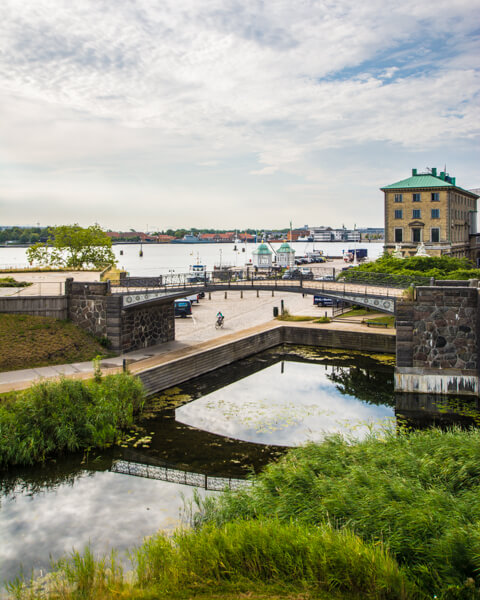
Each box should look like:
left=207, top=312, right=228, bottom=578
left=382, top=168, right=479, bottom=259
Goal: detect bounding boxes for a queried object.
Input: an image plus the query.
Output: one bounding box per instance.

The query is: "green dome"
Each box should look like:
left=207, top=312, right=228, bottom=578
left=277, top=242, right=295, bottom=254
left=253, top=243, right=272, bottom=255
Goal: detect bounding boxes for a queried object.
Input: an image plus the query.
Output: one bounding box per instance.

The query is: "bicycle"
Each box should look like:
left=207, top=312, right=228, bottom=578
left=215, top=315, right=225, bottom=329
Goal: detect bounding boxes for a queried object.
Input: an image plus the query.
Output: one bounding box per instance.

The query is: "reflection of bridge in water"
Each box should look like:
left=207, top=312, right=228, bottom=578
left=111, top=458, right=251, bottom=491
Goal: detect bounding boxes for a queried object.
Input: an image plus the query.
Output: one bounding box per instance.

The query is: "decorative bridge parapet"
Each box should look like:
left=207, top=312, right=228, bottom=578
left=114, top=277, right=401, bottom=314
left=121, top=289, right=182, bottom=308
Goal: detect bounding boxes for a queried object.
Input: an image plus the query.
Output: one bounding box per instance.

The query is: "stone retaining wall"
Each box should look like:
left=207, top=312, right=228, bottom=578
left=0, top=296, right=67, bottom=319
left=66, top=280, right=110, bottom=339
left=395, top=285, right=480, bottom=395
left=137, top=325, right=395, bottom=396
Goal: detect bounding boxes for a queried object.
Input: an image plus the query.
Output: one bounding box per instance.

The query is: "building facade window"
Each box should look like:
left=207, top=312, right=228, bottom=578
left=394, top=228, right=403, bottom=242
left=394, top=194, right=403, bottom=203
left=431, top=228, right=440, bottom=243
left=394, top=209, right=403, bottom=219
left=431, top=192, right=440, bottom=202
left=412, top=228, right=422, bottom=242
left=413, top=193, right=421, bottom=202
left=431, top=209, right=440, bottom=219
left=412, top=209, right=421, bottom=219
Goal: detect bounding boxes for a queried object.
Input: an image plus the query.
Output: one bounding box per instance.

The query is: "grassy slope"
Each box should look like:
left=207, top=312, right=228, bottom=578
left=0, top=313, right=113, bottom=372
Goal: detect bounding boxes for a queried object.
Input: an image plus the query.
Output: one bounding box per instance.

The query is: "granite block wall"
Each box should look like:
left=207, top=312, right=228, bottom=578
left=121, top=301, right=174, bottom=352
left=412, top=287, right=478, bottom=370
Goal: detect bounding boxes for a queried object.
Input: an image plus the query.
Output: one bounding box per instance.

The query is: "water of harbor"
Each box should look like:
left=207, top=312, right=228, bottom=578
left=0, top=242, right=384, bottom=275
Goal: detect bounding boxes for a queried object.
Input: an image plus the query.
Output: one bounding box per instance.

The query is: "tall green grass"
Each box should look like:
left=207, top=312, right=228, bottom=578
left=0, top=373, right=144, bottom=467
left=8, top=521, right=417, bottom=599
left=195, top=428, right=480, bottom=596
left=134, top=520, right=417, bottom=598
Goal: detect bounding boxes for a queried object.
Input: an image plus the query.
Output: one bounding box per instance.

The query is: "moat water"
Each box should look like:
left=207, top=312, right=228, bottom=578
left=1, top=345, right=478, bottom=587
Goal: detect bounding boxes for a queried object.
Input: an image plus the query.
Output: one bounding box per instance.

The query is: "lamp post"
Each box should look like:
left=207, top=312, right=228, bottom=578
left=352, top=224, right=358, bottom=266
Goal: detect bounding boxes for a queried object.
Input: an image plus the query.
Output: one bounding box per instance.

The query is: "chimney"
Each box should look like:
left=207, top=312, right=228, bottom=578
left=432, top=167, right=437, bottom=176
left=412, top=168, right=417, bottom=176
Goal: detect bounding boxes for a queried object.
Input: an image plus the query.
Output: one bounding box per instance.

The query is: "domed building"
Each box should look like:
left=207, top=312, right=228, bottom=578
left=252, top=243, right=273, bottom=269
left=276, top=242, right=296, bottom=268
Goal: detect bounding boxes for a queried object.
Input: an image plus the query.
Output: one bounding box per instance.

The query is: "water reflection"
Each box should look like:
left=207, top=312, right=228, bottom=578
left=176, top=359, right=395, bottom=446
left=395, top=393, right=480, bottom=429
left=0, top=465, right=207, bottom=586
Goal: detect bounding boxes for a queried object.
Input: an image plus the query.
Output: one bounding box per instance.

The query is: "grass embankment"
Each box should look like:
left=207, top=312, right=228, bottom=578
left=0, top=373, right=144, bottom=467
left=0, top=313, right=113, bottom=371
left=11, top=429, right=480, bottom=599
left=198, top=428, right=480, bottom=598
left=10, top=520, right=414, bottom=600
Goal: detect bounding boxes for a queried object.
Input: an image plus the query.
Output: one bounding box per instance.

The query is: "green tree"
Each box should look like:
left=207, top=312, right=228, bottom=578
left=26, top=224, right=117, bottom=269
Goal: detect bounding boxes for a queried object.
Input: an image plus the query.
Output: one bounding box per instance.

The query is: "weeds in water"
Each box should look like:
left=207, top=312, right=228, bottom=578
left=0, top=373, right=145, bottom=468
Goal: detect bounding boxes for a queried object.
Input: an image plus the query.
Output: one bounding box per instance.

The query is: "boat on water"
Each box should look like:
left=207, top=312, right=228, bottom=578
left=187, top=262, right=209, bottom=282
left=171, top=233, right=206, bottom=244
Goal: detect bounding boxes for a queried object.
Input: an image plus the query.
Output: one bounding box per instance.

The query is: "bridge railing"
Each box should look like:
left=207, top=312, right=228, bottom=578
left=111, top=268, right=421, bottom=294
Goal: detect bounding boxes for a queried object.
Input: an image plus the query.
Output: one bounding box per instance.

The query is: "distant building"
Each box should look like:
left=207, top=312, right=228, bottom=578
left=382, top=168, right=479, bottom=258
left=276, top=242, right=295, bottom=268
left=252, top=243, right=273, bottom=269
left=310, top=226, right=333, bottom=242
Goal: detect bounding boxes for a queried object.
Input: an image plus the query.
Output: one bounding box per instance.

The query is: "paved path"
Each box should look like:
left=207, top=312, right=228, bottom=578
left=0, top=290, right=394, bottom=393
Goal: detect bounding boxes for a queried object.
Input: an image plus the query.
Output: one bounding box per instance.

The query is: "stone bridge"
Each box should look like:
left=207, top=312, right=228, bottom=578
left=115, top=276, right=402, bottom=314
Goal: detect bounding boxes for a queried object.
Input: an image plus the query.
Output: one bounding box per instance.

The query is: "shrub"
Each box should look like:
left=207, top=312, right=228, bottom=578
left=0, top=373, right=145, bottom=467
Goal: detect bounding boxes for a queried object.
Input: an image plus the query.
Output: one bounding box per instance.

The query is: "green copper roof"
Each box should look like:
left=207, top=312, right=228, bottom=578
left=277, top=242, right=295, bottom=253
left=253, top=243, right=272, bottom=255
left=382, top=174, right=456, bottom=190
left=381, top=173, right=478, bottom=197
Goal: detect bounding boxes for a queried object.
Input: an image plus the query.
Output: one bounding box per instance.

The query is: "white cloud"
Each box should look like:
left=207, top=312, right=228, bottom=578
left=0, top=0, right=478, bottom=228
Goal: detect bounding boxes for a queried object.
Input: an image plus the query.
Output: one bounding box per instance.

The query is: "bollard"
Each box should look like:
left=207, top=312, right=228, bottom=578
left=325, top=311, right=327, bottom=318
left=122, top=359, right=127, bottom=372
left=240, top=290, right=243, bottom=299
left=225, top=291, right=227, bottom=299
left=281, top=299, right=284, bottom=314
left=272, top=290, right=274, bottom=297
left=208, top=292, right=211, bottom=300
left=256, top=289, right=259, bottom=298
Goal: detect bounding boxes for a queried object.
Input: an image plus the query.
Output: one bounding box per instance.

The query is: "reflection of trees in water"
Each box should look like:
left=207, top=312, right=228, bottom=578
left=395, top=393, right=480, bottom=429
left=0, top=452, right=113, bottom=500
left=327, top=366, right=395, bottom=407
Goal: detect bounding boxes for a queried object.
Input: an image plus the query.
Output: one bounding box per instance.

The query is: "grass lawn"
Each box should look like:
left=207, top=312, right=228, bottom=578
left=0, top=313, right=114, bottom=372
left=336, top=307, right=374, bottom=318
left=363, top=315, right=396, bottom=328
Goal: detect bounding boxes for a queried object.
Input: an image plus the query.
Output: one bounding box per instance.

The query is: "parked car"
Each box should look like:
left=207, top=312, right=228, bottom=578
left=313, top=295, right=333, bottom=307
left=174, top=298, right=192, bottom=317
left=282, top=268, right=314, bottom=280
left=315, top=274, right=335, bottom=281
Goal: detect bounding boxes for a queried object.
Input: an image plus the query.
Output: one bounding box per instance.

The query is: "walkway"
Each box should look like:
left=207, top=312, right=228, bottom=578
left=0, top=313, right=394, bottom=394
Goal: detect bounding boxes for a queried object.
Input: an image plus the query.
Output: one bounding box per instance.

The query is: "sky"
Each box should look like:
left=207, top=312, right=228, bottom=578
left=1, top=0, right=479, bottom=231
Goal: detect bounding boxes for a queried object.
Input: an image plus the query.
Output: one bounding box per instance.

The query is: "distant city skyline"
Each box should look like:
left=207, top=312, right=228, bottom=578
left=1, top=0, right=479, bottom=230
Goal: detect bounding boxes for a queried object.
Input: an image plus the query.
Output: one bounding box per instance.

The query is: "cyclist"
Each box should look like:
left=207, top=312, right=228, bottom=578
left=216, top=311, right=224, bottom=328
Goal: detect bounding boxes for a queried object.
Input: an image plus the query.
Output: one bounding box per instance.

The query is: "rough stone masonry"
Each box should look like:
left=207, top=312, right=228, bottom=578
left=395, top=283, right=479, bottom=395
